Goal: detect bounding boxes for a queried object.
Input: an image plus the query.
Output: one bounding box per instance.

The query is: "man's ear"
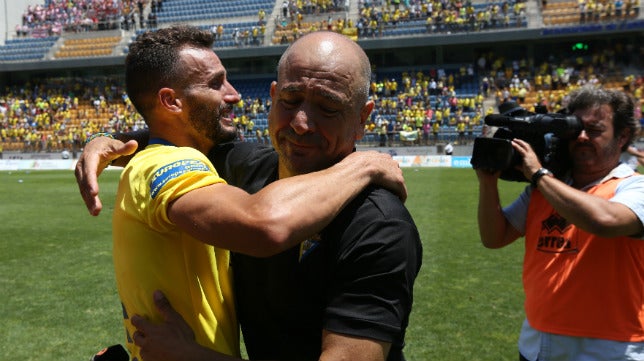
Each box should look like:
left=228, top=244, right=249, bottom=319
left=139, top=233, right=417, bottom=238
left=616, top=125, right=633, bottom=149
left=159, top=87, right=182, bottom=113
left=356, top=100, right=375, bottom=140
left=360, top=100, right=375, bottom=126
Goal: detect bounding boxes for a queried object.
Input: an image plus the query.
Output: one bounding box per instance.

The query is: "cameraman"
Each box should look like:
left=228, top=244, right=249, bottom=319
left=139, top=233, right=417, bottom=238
left=475, top=86, right=644, bottom=361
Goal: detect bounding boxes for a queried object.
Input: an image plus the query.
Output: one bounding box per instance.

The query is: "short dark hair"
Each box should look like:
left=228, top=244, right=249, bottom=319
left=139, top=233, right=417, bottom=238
left=125, top=25, right=215, bottom=120
left=567, top=85, right=640, bottom=150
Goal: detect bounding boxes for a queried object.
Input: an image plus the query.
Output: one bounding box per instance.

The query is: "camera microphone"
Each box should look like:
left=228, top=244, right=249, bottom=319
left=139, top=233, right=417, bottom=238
left=485, top=114, right=529, bottom=127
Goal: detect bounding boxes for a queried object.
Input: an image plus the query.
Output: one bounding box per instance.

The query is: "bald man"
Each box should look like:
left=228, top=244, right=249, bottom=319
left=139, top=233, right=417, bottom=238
left=80, top=31, right=423, bottom=361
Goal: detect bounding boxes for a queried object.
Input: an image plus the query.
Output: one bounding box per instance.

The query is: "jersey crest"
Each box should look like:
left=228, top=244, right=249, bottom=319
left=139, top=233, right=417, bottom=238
left=299, top=234, right=321, bottom=262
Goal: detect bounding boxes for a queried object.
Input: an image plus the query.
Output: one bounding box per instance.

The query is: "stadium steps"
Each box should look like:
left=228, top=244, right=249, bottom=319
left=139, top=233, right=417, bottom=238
left=0, top=36, right=58, bottom=62
left=156, top=0, right=275, bottom=24
left=526, top=0, right=544, bottom=28
left=52, top=30, right=123, bottom=59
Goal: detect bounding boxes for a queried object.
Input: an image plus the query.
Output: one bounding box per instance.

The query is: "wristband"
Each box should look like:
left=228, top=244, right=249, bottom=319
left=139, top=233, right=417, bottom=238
left=85, top=132, right=114, bottom=146
left=531, top=168, right=553, bottom=188
left=85, top=132, right=116, bottom=168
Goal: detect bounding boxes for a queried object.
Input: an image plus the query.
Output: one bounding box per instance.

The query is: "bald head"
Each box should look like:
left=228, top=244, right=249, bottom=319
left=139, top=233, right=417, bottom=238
left=269, top=31, right=375, bottom=177
left=278, top=31, right=371, bottom=104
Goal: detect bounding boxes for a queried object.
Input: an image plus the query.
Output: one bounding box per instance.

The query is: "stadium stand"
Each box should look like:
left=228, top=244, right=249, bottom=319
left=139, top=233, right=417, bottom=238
left=155, top=0, right=275, bottom=23
left=542, top=0, right=640, bottom=26
left=3, top=53, right=641, bottom=155
left=2, top=0, right=641, bottom=51
left=357, top=0, right=528, bottom=39
left=1, top=0, right=644, bottom=155
left=0, top=36, right=58, bottom=62
left=542, top=0, right=580, bottom=25
left=55, top=35, right=122, bottom=58
left=17, top=0, right=133, bottom=36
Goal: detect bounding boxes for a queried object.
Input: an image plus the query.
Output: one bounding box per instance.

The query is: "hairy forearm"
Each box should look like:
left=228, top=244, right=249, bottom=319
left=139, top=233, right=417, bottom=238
left=475, top=169, right=520, bottom=248
left=477, top=180, right=514, bottom=248
left=249, top=157, right=377, bottom=249
left=536, top=176, right=641, bottom=237
left=175, top=153, right=385, bottom=257
left=171, top=151, right=404, bottom=257
left=230, top=151, right=404, bottom=256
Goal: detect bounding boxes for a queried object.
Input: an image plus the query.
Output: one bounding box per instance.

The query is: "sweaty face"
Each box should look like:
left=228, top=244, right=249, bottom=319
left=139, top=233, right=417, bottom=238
left=268, top=45, right=367, bottom=176
left=569, top=104, right=624, bottom=172
left=178, top=48, right=239, bottom=146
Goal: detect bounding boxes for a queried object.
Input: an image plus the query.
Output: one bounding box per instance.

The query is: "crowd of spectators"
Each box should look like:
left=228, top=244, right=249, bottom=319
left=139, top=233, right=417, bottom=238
left=271, top=0, right=528, bottom=45
left=3, top=51, right=644, bottom=155
left=1, top=31, right=643, bottom=154
left=0, top=76, right=144, bottom=154
left=475, top=42, right=644, bottom=142
left=578, top=0, right=640, bottom=22
left=6, top=0, right=641, bottom=50
left=357, top=0, right=528, bottom=37
left=0, top=67, right=489, bottom=154
left=2, top=69, right=643, bottom=154
left=15, top=0, right=150, bottom=38
left=272, top=0, right=355, bottom=44
left=281, top=0, right=349, bottom=17
left=480, top=42, right=641, bottom=111
left=366, top=67, right=485, bottom=146
left=231, top=25, right=266, bottom=46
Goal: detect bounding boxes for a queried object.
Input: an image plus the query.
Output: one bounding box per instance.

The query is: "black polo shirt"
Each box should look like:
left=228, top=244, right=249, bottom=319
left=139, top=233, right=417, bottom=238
left=209, top=142, right=423, bottom=361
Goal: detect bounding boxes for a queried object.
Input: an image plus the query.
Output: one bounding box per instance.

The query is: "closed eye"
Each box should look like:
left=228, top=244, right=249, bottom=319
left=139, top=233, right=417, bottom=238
left=209, top=78, right=224, bottom=90
left=319, top=105, right=340, bottom=116
left=584, top=127, right=603, bottom=136
left=280, top=98, right=300, bottom=109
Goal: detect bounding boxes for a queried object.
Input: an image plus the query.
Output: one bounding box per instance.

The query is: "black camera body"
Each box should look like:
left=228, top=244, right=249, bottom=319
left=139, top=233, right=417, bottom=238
left=470, top=103, right=583, bottom=182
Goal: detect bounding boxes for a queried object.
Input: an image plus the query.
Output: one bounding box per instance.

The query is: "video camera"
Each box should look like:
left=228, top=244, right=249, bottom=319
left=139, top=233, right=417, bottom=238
left=470, top=102, right=583, bottom=182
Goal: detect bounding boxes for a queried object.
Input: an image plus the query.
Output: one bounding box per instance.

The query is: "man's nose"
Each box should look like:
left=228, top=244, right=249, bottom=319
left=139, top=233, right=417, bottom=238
left=577, top=129, right=590, bottom=141
left=224, top=83, right=241, bottom=103
left=290, top=108, right=315, bottom=135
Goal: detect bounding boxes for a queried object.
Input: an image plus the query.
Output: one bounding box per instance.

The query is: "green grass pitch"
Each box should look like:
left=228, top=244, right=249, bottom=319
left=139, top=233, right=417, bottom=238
left=0, top=168, right=528, bottom=361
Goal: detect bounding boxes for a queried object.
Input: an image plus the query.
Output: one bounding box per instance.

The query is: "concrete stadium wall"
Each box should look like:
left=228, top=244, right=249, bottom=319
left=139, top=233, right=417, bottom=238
left=0, top=155, right=475, bottom=171
left=0, top=158, right=77, bottom=171
left=0, top=144, right=478, bottom=170
left=3, top=141, right=642, bottom=171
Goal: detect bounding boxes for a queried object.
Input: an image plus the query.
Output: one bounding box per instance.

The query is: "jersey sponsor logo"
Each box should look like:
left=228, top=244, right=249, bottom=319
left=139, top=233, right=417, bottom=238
left=537, top=213, right=578, bottom=254
left=150, top=159, right=210, bottom=199
left=542, top=213, right=568, bottom=233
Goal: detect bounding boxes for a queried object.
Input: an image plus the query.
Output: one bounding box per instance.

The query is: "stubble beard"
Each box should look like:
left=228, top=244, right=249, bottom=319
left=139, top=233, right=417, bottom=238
left=190, top=103, right=238, bottom=145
